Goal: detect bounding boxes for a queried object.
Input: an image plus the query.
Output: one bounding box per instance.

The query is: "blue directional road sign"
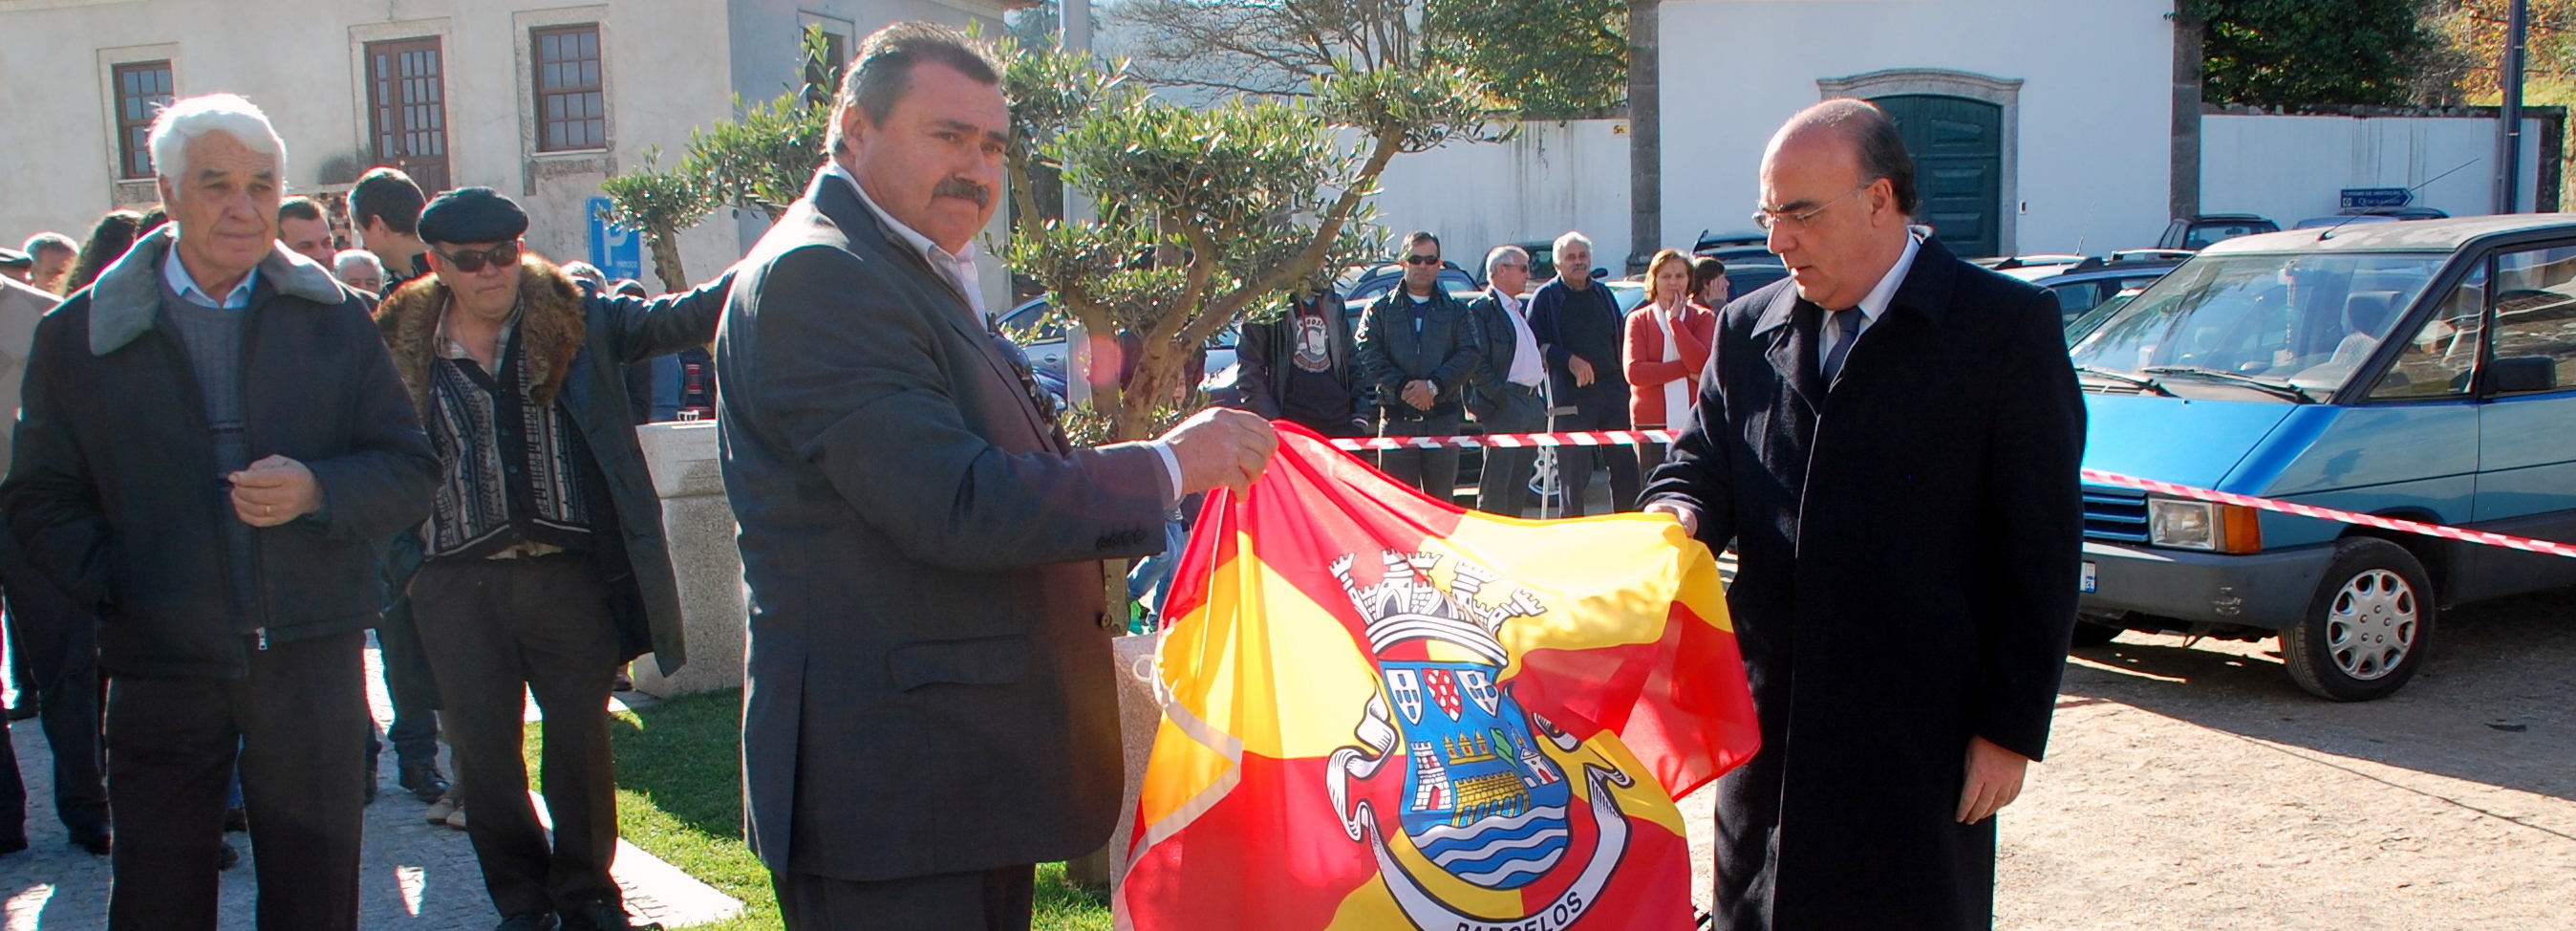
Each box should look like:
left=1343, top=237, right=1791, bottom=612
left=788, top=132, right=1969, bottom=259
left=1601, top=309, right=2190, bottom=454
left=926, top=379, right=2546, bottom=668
left=2340, top=187, right=2413, bottom=210
left=587, top=196, right=643, bottom=282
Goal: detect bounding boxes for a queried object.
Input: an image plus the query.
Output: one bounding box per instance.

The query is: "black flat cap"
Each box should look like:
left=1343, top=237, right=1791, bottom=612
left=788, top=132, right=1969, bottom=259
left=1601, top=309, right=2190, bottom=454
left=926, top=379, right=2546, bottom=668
left=417, top=186, right=528, bottom=245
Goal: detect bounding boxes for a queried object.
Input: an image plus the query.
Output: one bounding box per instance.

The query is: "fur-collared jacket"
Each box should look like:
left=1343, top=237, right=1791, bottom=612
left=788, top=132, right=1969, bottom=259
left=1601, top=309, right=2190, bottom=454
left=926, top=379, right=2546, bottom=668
left=1, top=225, right=437, bottom=678
left=375, top=255, right=734, bottom=672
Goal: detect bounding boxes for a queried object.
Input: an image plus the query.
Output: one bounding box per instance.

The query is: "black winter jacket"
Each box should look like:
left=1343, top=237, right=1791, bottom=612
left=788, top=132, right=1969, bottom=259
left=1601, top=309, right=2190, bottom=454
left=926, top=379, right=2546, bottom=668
left=3, top=227, right=438, bottom=678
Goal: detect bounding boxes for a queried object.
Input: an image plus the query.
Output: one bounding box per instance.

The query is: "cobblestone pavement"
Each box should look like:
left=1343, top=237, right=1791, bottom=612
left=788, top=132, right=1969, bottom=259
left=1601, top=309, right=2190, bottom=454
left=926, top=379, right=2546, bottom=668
left=0, top=638, right=741, bottom=930
left=1681, top=586, right=2576, bottom=929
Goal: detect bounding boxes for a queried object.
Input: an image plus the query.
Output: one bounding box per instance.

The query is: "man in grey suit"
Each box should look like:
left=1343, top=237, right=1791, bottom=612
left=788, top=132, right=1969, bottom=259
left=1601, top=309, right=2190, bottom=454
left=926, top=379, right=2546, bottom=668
left=715, top=22, right=1277, bottom=931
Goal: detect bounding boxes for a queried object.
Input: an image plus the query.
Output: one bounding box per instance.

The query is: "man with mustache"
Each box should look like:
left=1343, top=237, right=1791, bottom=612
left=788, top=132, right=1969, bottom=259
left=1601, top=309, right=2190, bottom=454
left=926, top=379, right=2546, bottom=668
left=716, top=22, right=1277, bottom=931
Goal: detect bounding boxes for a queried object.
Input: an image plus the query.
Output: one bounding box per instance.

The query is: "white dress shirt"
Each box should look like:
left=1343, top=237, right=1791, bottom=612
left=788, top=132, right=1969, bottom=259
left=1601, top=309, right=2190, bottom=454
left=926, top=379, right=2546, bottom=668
left=823, top=162, right=1183, bottom=502
left=1817, top=232, right=1922, bottom=365
left=162, top=251, right=259, bottom=310
left=1493, top=289, right=1545, bottom=387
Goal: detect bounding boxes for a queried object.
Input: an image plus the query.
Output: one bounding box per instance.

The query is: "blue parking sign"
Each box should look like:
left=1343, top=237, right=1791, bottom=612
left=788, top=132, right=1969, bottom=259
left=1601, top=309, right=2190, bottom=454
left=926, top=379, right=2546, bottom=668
left=587, top=196, right=643, bottom=282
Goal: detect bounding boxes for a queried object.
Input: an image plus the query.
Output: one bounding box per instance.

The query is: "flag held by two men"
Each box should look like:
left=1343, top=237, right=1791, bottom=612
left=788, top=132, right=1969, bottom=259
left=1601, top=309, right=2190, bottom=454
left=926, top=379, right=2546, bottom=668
left=1120, top=425, right=1762, bottom=930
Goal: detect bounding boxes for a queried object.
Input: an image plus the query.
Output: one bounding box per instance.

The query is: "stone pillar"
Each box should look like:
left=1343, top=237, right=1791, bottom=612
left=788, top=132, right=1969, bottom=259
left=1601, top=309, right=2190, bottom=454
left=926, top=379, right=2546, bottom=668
left=632, top=421, right=746, bottom=697
left=1105, top=631, right=1163, bottom=891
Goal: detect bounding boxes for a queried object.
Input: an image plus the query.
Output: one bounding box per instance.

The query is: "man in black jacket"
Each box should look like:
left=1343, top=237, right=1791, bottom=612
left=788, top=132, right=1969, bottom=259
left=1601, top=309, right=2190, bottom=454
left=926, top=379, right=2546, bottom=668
left=2, top=94, right=438, bottom=931
left=376, top=187, right=732, bottom=931
left=1641, top=99, right=2083, bottom=931
left=1233, top=281, right=1367, bottom=437
left=1527, top=231, right=1640, bottom=515
left=1356, top=231, right=1480, bottom=499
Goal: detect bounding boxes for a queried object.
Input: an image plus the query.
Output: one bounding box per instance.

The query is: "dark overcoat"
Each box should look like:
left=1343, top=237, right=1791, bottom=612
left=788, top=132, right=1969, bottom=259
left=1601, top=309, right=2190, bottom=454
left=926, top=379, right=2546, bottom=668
left=1642, top=236, right=2085, bottom=930
left=717, top=170, right=1170, bottom=881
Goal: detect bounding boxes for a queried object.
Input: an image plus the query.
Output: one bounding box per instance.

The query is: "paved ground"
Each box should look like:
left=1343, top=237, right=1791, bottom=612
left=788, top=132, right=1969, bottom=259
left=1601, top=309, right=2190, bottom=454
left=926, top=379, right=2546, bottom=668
left=0, top=639, right=741, bottom=930
left=1680, top=584, right=2576, bottom=929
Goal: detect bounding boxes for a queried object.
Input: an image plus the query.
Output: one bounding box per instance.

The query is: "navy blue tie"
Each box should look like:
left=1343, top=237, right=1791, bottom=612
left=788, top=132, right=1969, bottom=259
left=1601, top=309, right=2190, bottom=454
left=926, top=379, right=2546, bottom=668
left=1820, top=308, right=1861, bottom=384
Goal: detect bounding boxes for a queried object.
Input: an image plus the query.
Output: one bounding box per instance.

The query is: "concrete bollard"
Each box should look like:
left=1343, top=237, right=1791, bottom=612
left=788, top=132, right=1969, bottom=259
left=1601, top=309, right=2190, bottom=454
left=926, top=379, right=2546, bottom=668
left=632, top=421, right=746, bottom=698
left=1105, top=630, right=1164, bottom=892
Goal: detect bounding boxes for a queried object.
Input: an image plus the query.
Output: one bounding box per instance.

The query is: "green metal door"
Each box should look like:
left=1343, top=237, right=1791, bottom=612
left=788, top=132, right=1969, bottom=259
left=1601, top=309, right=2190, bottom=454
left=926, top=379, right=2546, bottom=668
left=1873, top=95, right=2003, bottom=259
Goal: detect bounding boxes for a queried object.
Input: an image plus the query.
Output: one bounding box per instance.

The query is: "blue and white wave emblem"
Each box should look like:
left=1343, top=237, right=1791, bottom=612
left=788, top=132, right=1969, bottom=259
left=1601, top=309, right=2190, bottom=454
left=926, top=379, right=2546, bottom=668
left=1385, top=660, right=1572, bottom=890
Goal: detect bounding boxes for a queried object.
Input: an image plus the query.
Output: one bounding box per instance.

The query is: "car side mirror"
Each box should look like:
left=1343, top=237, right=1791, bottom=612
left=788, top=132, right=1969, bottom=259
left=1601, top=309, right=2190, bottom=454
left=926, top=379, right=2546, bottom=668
left=2489, top=355, right=2559, bottom=394
left=1591, top=268, right=1609, bottom=280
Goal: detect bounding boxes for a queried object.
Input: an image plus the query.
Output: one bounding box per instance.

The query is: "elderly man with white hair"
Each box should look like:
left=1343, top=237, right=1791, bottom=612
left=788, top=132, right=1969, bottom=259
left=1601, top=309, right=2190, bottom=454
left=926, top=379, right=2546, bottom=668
left=334, top=249, right=385, bottom=297
left=0, top=93, right=437, bottom=931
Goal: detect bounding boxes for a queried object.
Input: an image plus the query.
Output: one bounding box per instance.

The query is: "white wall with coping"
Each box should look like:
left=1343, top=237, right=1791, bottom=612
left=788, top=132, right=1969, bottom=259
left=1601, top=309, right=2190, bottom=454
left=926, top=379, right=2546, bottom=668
left=2200, top=113, right=2545, bottom=225
left=1366, top=119, right=1634, bottom=273
left=1658, top=0, right=2176, bottom=257
left=632, top=421, right=743, bottom=698
left=0, top=0, right=733, bottom=291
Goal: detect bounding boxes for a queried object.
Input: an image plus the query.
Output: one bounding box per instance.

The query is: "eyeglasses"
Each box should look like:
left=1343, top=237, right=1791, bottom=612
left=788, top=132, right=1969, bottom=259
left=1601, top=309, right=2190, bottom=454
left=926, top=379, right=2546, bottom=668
left=1402, top=254, right=1443, bottom=266
left=1492, top=262, right=1528, bottom=271
left=1751, top=182, right=1874, bottom=232
left=434, top=242, right=523, bottom=273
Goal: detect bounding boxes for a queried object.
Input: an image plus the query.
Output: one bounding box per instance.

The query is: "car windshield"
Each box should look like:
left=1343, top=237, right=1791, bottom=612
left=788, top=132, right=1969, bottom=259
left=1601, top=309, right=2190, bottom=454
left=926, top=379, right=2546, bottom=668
left=2070, top=252, right=2445, bottom=401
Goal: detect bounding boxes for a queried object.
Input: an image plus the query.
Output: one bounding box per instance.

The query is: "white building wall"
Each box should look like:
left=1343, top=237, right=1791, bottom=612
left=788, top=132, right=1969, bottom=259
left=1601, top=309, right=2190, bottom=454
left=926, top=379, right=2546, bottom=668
left=2200, top=114, right=2546, bottom=224
left=0, top=0, right=745, bottom=292
left=1366, top=119, right=1632, bottom=272
left=1659, top=0, right=2175, bottom=257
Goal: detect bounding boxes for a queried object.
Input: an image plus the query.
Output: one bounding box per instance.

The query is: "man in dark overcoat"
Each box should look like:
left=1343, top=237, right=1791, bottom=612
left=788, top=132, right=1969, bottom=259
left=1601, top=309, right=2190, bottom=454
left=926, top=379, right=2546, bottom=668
left=715, top=23, right=1277, bottom=931
left=1640, top=99, right=2085, bottom=930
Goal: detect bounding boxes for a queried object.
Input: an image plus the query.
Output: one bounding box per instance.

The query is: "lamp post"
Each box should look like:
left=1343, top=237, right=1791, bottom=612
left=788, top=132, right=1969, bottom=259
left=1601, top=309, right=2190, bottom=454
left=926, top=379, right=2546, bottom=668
left=2500, top=0, right=2529, bottom=214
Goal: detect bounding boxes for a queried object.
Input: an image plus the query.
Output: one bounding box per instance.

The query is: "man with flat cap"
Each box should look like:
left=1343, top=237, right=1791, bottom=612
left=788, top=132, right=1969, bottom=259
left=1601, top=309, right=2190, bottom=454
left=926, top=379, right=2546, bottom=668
left=376, top=186, right=735, bottom=931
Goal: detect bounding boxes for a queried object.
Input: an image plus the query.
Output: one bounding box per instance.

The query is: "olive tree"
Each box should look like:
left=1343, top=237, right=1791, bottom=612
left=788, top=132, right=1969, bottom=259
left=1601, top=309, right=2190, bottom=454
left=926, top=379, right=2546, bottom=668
left=594, top=147, right=714, bottom=292
left=1000, top=40, right=1508, bottom=441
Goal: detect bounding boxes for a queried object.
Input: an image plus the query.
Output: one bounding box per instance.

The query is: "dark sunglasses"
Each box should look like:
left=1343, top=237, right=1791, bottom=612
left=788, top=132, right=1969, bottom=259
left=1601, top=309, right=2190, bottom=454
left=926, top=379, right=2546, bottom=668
left=1402, top=254, right=1443, bottom=266
left=434, top=242, right=523, bottom=273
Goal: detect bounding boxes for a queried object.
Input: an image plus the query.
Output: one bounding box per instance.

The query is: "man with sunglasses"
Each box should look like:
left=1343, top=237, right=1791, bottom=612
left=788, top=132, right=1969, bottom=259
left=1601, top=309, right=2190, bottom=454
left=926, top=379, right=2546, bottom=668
left=1639, top=98, right=2083, bottom=931
left=374, top=186, right=734, bottom=931
left=1355, top=231, right=1481, bottom=500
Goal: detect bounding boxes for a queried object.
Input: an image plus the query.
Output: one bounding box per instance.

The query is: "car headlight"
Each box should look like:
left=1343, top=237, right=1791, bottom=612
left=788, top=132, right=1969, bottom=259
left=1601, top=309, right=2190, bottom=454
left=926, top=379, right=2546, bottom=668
left=2147, top=498, right=2264, bottom=553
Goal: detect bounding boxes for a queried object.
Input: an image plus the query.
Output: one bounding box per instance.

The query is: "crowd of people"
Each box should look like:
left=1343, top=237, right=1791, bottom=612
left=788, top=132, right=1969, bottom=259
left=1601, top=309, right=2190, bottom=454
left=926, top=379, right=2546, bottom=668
left=0, top=18, right=2086, bottom=931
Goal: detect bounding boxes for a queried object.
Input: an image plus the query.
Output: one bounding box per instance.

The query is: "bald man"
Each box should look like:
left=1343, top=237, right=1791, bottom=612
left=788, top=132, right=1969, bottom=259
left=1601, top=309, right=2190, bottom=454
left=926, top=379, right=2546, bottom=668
left=1639, top=99, right=2084, bottom=930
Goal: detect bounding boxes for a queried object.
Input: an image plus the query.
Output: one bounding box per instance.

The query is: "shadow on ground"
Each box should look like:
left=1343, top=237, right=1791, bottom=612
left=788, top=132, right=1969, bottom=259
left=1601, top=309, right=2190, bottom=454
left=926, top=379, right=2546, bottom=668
left=2058, top=585, right=2576, bottom=805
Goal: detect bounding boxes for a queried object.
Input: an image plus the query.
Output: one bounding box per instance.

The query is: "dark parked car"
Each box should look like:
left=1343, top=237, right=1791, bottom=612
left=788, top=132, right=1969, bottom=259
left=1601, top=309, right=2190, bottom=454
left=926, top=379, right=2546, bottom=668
left=2158, top=213, right=2281, bottom=250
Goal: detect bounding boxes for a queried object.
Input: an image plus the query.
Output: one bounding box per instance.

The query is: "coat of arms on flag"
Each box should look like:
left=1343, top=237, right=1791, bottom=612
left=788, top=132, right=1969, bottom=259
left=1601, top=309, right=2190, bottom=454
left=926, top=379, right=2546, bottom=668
left=1119, top=424, right=1761, bottom=930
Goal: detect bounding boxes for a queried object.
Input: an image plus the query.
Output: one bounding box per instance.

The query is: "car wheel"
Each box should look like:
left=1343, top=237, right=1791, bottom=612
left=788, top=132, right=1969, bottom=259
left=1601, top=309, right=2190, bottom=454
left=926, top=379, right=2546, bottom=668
left=2068, top=619, right=2123, bottom=647
left=2281, top=537, right=2435, bottom=702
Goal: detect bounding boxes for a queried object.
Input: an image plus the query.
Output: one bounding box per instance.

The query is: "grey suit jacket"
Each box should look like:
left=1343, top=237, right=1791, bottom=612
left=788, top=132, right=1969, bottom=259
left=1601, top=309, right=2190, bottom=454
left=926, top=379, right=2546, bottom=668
left=718, top=169, right=1171, bottom=880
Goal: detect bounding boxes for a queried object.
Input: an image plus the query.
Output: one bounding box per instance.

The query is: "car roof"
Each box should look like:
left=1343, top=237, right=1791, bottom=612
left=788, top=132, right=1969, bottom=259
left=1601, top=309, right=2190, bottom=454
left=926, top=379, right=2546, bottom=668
left=2025, top=261, right=2179, bottom=284
left=2184, top=213, right=2272, bottom=223
left=2199, top=213, right=2576, bottom=254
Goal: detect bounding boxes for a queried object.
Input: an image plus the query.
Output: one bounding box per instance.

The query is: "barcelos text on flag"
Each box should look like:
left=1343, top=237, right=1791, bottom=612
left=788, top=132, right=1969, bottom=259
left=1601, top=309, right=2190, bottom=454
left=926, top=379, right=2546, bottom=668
left=1118, top=423, right=1762, bottom=930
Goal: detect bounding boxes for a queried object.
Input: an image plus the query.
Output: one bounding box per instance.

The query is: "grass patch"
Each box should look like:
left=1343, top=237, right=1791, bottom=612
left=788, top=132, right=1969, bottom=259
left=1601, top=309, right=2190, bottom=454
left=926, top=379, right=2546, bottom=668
left=521, top=688, right=1112, bottom=929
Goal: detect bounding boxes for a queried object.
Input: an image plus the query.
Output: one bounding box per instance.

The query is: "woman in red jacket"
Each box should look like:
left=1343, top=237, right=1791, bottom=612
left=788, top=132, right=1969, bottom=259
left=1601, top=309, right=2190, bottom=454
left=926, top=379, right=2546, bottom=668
left=1624, top=249, right=1717, bottom=471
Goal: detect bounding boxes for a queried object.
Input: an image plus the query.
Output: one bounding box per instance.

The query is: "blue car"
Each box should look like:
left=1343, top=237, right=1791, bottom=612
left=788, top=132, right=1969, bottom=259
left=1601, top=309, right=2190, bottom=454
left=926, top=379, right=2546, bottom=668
left=2068, top=216, right=2576, bottom=701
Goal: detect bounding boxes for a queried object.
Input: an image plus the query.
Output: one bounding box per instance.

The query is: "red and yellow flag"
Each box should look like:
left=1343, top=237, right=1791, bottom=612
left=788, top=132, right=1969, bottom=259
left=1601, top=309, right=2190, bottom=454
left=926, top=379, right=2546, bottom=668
left=1119, top=424, right=1760, bottom=930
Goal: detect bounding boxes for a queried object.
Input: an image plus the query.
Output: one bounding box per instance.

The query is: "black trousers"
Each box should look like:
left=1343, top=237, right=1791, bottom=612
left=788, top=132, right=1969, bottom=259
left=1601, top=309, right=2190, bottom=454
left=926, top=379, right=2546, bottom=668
left=107, top=630, right=369, bottom=931
left=0, top=632, right=24, bottom=848
left=1377, top=410, right=1463, bottom=502
left=412, top=555, right=621, bottom=917
left=1553, top=394, right=1641, bottom=517
left=774, top=865, right=1036, bottom=931
left=4, top=552, right=108, bottom=832
left=1473, top=383, right=1547, bottom=516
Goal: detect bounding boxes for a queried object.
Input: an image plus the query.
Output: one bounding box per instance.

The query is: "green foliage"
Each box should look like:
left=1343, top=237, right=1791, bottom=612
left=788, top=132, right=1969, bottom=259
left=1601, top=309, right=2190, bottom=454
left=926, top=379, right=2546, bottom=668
left=2186, top=0, right=2435, bottom=107
left=681, top=25, right=839, bottom=222
left=595, top=147, right=715, bottom=291
left=1425, top=0, right=1630, bottom=116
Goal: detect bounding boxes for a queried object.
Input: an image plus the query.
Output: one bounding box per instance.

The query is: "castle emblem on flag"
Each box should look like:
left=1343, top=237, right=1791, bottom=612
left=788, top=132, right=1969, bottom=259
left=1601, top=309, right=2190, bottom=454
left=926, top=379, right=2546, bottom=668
left=1323, top=550, right=1641, bottom=925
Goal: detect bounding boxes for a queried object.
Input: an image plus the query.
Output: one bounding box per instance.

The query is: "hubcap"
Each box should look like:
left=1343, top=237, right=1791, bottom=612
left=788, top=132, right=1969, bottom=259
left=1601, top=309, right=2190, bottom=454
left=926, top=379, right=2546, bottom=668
left=2325, top=569, right=2416, bottom=681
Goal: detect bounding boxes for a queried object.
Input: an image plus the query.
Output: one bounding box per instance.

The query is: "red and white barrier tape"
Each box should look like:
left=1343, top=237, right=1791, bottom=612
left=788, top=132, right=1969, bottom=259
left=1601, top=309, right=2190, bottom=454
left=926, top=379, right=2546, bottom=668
left=2079, top=468, right=2576, bottom=559
left=1324, top=429, right=1678, bottom=452
left=1322, top=431, right=2576, bottom=559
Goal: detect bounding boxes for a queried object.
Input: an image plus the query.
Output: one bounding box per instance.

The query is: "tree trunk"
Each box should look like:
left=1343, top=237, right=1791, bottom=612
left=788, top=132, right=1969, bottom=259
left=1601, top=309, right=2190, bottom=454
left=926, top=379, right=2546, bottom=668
left=645, top=228, right=690, bottom=294
left=1626, top=0, right=1662, bottom=274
